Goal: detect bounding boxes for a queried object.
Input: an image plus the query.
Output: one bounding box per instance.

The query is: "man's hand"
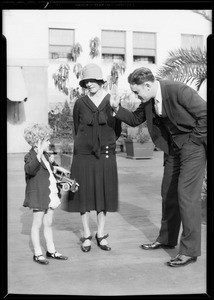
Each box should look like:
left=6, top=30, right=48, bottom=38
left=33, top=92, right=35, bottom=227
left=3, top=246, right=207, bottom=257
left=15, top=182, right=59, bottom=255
left=109, top=84, right=121, bottom=113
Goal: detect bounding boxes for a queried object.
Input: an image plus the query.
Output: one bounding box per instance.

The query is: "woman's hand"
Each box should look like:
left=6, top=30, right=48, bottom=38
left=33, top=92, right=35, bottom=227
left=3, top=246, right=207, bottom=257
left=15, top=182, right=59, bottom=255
left=70, top=179, right=79, bottom=193
left=109, top=84, right=121, bottom=113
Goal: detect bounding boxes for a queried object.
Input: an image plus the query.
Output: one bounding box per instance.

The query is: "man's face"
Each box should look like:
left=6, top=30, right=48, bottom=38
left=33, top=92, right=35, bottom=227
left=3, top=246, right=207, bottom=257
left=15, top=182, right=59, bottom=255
left=130, top=82, right=153, bottom=103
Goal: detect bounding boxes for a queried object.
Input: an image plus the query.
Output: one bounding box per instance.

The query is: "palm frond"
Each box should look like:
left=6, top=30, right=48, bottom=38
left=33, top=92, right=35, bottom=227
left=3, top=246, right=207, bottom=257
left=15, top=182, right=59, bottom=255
left=156, top=47, right=207, bottom=90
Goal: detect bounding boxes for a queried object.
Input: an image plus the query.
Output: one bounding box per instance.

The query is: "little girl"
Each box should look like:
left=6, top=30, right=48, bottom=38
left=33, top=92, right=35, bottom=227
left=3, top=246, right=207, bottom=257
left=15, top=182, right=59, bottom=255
left=23, top=123, right=78, bottom=265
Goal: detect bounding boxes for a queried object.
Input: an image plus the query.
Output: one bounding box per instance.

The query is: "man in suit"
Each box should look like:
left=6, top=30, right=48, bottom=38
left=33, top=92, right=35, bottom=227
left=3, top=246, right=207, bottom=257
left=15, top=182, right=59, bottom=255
left=110, top=67, right=207, bottom=267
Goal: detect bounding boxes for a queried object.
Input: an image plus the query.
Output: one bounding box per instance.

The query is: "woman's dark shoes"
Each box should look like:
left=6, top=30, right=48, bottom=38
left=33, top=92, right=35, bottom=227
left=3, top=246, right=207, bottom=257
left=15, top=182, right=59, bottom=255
left=95, top=233, right=111, bottom=251
left=140, top=241, right=175, bottom=250
left=33, top=254, right=49, bottom=265
left=167, top=254, right=197, bottom=267
left=80, top=235, right=92, bottom=252
left=46, top=251, right=68, bottom=260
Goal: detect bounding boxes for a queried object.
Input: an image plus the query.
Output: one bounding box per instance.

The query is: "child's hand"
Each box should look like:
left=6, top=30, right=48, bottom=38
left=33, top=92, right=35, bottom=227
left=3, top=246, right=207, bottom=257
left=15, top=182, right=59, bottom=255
left=49, top=154, right=55, bottom=163
left=36, top=139, right=44, bottom=160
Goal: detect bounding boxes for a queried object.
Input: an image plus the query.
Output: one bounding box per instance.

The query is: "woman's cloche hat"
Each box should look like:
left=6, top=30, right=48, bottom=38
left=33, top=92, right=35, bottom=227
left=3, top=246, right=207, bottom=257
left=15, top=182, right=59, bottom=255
left=79, top=63, right=105, bottom=88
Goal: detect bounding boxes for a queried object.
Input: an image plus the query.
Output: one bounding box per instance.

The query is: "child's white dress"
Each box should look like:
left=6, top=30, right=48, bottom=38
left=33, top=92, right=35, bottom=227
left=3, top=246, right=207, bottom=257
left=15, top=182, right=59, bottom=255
left=42, top=155, right=61, bottom=209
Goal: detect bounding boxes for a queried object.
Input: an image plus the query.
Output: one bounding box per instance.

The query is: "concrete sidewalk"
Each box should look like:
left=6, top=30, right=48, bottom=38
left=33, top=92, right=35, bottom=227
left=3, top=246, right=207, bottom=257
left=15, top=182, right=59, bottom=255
left=7, top=151, right=207, bottom=296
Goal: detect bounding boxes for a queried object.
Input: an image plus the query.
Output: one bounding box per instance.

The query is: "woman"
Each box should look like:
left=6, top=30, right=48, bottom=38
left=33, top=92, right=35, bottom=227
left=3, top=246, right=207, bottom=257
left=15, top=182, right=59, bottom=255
left=64, top=63, right=121, bottom=252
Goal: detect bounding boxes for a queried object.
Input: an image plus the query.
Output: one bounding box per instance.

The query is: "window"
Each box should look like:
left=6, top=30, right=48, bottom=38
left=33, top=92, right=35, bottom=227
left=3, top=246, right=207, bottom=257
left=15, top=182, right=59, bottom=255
left=101, top=30, right=126, bottom=62
left=133, top=32, right=156, bottom=64
left=49, top=28, right=75, bottom=59
left=181, top=34, right=203, bottom=49
left=102, top=54, right=125, bottom=63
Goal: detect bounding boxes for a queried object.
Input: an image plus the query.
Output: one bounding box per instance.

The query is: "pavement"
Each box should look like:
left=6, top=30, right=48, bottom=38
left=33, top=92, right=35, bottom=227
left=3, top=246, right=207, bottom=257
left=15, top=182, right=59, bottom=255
left=6, top=151, right=207, bottom=297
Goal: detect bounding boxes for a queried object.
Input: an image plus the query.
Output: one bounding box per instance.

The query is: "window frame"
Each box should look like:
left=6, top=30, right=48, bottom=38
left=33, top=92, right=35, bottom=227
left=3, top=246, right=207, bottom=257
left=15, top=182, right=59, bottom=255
left=101, top=29, right=126, bottom=62
left=181, top=33, right=204, bottom=50
left=49, top=28, right=75, bottom=60
left=132, top=31, right=156, bottom=64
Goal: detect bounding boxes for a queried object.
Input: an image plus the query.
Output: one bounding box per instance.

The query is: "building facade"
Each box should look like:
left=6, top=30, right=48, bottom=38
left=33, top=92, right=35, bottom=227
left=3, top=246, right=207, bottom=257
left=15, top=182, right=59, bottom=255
left=3, top=9, right=211, bottom=153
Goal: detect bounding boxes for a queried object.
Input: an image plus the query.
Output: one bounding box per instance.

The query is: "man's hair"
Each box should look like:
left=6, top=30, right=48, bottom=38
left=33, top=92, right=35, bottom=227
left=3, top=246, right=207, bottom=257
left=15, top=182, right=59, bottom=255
left=128, top=67, right=155, bottom=85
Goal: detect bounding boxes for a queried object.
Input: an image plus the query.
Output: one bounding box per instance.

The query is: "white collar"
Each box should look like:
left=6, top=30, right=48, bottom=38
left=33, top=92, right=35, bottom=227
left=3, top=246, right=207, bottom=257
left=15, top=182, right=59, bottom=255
left=155, top=81, right=162, bottom=104
left=88, top=90, right=108, bottom=106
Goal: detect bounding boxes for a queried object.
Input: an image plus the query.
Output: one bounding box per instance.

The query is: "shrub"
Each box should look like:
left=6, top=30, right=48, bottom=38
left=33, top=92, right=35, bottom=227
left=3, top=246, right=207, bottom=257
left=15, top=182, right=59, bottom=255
left=125, top=123, right=151, bottom=143
left=59, top=140, right=73, bottom=154
left=48, top=100, right=73, bottom=141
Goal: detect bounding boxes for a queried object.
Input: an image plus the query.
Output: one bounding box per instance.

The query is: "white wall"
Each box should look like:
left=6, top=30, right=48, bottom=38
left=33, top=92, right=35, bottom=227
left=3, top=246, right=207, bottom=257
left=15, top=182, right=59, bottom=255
left=4, top=9, right=211, bottom=152
left=47, top=9, right=211, bottom=96
left=3, top=10, right=49, bottom=153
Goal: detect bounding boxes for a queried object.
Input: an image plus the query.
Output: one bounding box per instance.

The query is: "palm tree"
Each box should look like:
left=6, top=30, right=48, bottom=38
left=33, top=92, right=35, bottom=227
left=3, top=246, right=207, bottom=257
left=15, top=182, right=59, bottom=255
left=107, top=61, right=126, bottom=89
left=89, top=37, right=100, bottom=59
left=156, top=9, right=211, bottom=91
left=156, top=47, right=207, bottom=91
left=67, top=42, right=83, bottom=62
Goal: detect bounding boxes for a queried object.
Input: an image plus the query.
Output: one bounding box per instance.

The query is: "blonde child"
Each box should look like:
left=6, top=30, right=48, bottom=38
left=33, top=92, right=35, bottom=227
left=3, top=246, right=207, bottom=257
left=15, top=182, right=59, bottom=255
left=23, top=123, right=77, bottom=265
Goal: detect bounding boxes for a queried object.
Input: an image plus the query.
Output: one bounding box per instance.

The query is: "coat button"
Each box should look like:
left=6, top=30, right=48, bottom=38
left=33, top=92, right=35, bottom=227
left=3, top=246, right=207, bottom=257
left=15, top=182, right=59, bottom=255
left=106, top=146, right=109, bottom=149
left=106, top=150, right=109, bottom=153
left=106, top=155, right=109, bottom=158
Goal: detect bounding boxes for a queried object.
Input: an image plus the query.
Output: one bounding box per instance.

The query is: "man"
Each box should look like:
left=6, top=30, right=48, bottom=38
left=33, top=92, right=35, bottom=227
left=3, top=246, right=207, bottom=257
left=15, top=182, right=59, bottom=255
left=110, top=67, right=207, bottom=267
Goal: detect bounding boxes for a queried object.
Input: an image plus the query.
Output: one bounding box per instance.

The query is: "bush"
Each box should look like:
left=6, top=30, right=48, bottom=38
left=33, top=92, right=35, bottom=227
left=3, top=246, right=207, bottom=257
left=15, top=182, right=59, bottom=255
left=136, top=129, right=151, bottom=143
left=59, top=140, right=73, bottom=154
left=125, top=123, right=151, bottom=144
left=48, top=100, right=74, bottom=141
left=126, top=128, right=151, bottom=143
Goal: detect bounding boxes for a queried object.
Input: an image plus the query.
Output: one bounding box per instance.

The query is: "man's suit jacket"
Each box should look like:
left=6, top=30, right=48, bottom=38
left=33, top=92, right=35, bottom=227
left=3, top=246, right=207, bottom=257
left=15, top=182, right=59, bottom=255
left=116, top=80, right=207, bottom=155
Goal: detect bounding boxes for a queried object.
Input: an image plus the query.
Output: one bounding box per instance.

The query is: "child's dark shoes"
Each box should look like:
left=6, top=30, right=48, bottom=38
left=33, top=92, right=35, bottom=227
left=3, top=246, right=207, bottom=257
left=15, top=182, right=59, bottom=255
left=46, top=251, right=68, bottom=260
left=33, top=255, right=49, bottom=265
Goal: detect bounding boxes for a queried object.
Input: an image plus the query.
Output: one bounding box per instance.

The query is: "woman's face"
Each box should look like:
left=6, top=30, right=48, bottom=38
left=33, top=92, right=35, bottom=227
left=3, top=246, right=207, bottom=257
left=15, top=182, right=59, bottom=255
left=85, top=80, right=101, bottom=94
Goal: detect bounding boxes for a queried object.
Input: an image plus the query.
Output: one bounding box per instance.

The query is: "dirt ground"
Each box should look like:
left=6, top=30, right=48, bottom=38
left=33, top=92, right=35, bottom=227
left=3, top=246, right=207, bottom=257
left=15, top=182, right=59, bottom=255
left=6, top=151, right=207, bottom=297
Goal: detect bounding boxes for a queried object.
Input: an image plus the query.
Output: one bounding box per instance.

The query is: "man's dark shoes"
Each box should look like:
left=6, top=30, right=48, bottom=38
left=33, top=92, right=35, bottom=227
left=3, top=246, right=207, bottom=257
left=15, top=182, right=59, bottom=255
left=140, top=241, right=175, bottom=250
left=167, top=254, right=197, bottom=267
left=46, top=251, right=68, bottom=260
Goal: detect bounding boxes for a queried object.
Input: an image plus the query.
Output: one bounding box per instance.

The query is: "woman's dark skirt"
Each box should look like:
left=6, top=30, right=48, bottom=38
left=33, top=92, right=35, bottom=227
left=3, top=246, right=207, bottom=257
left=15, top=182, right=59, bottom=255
left=61, top=154, right=119, bottom=213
